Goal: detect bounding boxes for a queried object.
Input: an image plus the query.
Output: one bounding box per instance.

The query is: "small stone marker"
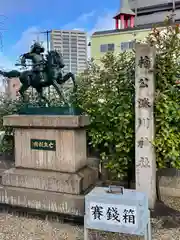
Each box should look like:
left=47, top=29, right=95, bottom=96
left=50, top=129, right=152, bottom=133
left=84, top=186, right=152, bottom=240
left=135, top=43, right=156, bottom=209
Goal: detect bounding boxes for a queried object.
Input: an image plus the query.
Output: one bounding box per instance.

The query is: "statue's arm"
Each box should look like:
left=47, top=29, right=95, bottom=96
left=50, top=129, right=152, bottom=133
left=21, top=53, right=32, bottom=65
left=23, top=53, right=32, bottom=58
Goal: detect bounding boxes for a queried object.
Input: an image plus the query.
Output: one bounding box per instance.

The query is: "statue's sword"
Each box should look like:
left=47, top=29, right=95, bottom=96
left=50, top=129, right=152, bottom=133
left=15, top=63, right=44, bottom=67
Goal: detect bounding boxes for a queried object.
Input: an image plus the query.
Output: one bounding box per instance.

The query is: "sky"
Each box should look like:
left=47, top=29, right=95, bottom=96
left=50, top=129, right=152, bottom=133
left=0, top=0, right=120, bottom=70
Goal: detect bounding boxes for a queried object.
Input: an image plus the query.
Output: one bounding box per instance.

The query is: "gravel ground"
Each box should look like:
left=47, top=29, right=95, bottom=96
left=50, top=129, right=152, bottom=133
left=0, top=213, right=180, bottom=240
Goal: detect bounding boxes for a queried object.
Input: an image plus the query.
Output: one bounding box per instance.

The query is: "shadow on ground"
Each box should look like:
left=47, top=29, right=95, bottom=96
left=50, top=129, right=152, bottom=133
left=151, top=200, right=180, bottom=229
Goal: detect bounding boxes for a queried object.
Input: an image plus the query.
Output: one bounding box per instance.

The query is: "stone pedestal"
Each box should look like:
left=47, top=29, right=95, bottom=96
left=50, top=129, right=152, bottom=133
left=0, top=115, right=98, bottom=216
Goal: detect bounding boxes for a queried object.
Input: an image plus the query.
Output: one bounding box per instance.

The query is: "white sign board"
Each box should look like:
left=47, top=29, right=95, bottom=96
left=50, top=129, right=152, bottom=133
left=84, top=187, right=151, bottom=239
left=90, top=202, right=137, bottom=226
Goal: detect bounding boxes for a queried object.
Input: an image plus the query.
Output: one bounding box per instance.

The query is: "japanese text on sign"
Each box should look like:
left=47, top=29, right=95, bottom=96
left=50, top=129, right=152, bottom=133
left=138, top=56, right=151, bottom=69
left=139, top=78, right=149, bottom=88
left=137, top=137, right=149, bottom=148
left=30, top=139, right=56, bottom=151
left=138, top=98, right=151, bottom=108
left=90, top=202, right=137, bottom=226
left=136, top=157, right=150, bottom=168
left=136, top=54, right=153, bottom=159
left=138, top=118, right=150, bottom=129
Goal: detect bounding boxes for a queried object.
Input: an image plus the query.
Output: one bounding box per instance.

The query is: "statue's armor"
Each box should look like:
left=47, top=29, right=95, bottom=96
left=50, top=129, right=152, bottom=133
left=31, top=54, right=45, bottom=81
left=31, top=54, right=45, bottom=71
left=21, top=42, right=46, bottom=83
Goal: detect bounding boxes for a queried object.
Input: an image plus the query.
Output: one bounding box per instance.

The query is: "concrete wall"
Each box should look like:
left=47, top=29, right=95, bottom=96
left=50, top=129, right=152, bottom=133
left=136, top=9, right=180, bottom=25
left=128, top=0, right=180, bottom=25
left=157, top=169, right=180, bottom=211
left=91, top=29, right=150, bottom=62
left=137, top=10, right=173, bottom=25
left=129, top=0, right=176, bottom=10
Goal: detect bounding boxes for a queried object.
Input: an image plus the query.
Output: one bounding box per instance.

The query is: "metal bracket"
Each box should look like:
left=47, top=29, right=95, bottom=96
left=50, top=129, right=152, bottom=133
left=106, top=185, right=124, bottom=194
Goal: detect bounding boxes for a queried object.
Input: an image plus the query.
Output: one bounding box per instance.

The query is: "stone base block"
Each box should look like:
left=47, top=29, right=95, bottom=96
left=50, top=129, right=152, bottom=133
left=0, top=185, right=85, bottom=216
left=15, top=128, right=87, bottom=173
left=3, top=115, right=90, bottom=173
left=3, top=115, right=89, bottom=128
left=158, top=169, right=180, bottom=198
left=2, top=167, right=98, bottom=195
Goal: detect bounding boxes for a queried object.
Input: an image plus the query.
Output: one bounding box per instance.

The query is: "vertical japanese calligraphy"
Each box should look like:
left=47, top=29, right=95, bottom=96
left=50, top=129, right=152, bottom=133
left=139, top=78, right=149, bottom=88
left=137, top=137, right=149, bottom=148
left=138, top=56, right=151, bottom=69
left=136, top=157, right=151, bottom=168
left=138, top=98, right=151, bottom=108
left=138, top=118, right=150, bottom=129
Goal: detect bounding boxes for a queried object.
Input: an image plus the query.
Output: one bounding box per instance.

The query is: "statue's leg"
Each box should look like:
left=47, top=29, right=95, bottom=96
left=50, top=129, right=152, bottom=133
left=36, top=87, right=50, bottom=106
left=56, top=71, right=63, bottom=84
left=19, top=83, right=29, bottom=102
left=57, top=72, right=77, bottom=95
left=19, top=73, right=33, bottom=102
left=62, top=72, right=77, bottom=95
left=58, top=72, right=76, bottom=86
left=52, top=81, right=69, bottom=105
